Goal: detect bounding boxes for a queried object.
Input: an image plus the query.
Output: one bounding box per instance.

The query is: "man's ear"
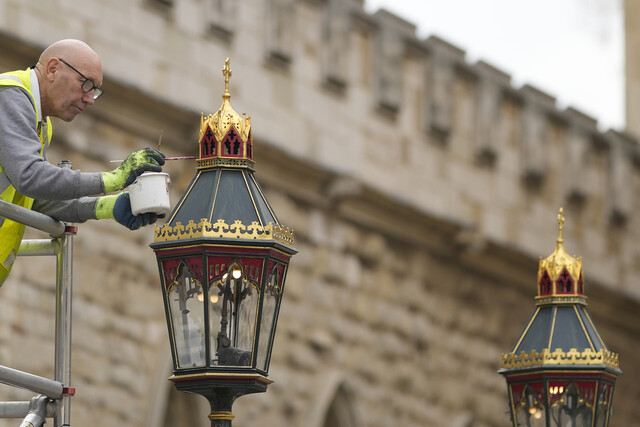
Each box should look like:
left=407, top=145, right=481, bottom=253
left=45, top=58, right=60, bottom=82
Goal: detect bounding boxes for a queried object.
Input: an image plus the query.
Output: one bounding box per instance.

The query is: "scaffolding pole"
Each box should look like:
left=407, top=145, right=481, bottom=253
left=0, top=199, right=64, bottom=237
left=0, top=365, right=62, bottom=398
left=18, top=239, right=62, bottom=257
left=54, top=227, right=74, bottom=427
left=0, top=160, right=75, bottom=427
left=0, top=402, right=55, bottom=419
left=54, top=159, right=75, bottom=427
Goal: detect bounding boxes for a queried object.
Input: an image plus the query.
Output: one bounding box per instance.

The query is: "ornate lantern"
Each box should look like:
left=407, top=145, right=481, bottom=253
left=499, top=209, right=621, bottom=426
left=151, top=59, right=296, bottom=426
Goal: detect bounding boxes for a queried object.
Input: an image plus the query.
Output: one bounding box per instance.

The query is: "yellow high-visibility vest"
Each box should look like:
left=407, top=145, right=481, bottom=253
left=0, top=68, right=52, bottom=286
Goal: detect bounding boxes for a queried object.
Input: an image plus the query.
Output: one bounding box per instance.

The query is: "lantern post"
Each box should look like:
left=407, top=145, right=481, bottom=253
left=499, top=208, right=621, bottom=427
left=151, top=58, right=296, bottom=426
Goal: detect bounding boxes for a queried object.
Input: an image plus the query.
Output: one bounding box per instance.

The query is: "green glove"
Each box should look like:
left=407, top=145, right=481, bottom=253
left=101, top=147, right=165, bottom=193
left=95, top=193, right=160, bottom=230
left=95, top=195, right=119, bottom=219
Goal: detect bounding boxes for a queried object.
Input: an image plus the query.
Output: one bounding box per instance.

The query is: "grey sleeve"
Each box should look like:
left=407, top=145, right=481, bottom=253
left=31, top=197, right=99, bottom=223
left=0, top=87, right=103, bottom=200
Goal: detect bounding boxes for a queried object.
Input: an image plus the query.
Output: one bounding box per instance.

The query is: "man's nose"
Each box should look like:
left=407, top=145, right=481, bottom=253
left=81, top=90, right=96, bottom=105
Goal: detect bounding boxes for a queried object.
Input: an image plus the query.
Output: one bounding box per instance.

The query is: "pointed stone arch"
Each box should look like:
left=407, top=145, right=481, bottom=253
left=305, top=371, right=361, bottom=427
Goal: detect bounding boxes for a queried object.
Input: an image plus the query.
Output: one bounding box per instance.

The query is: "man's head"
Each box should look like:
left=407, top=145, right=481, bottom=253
left=35, top=39, right=103, bottom=122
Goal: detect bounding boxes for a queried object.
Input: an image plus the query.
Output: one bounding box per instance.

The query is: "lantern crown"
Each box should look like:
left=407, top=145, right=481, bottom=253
left=536, top=208, right=585, bottom=305
left=153, top=58, right=294, bottom=250
left=500, top=208, right=620, bottom=373
left=197, top=58, right=254, bottom=170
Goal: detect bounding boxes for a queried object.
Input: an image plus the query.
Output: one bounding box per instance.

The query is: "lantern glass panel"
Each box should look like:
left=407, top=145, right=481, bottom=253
left=209, top=264, right=259, bottom=367
left=595, top=408, right=607, bottom=427
left=594, top=383, right=612, bottom=427
left=549, top=383, right=593, bottom=427
left=236, top=282, right=259, bottom=351
left=257, top=265, right=282, bottom=371
left=515, top=386, right=545, bottom=426
left=168, top=263, right=206, bottom=368
left=208, top=281, right=222, bottom=366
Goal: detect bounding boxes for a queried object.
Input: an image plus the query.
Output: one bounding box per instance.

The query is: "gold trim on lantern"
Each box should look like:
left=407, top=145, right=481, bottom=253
left=572, top=305, right=596, bottom=351
left=154, top=218, right=295, bottom=247
left=197, top=157, right=255, bottom=169
left=511, top=307, right=540, bottom=351
left=209, top=411, right=235, bottom=421
left=535, top=295, right=587, bottom=306
left=501, top=348, right=620, bottom=370
left=168, top=372, right=274, bottom=385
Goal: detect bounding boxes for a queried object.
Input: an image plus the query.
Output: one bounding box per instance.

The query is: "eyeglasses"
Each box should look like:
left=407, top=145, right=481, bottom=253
left=59, top=58, right=103, bottom=100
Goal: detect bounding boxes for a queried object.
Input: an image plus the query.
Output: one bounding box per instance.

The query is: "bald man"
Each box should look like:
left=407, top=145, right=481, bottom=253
left=0, top=39, right=165, bottom=286
left=36, top=39, right=104, bottom=121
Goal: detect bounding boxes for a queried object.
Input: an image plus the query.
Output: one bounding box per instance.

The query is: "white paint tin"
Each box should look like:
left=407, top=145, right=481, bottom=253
left=126, top=172, right=171, bottom=215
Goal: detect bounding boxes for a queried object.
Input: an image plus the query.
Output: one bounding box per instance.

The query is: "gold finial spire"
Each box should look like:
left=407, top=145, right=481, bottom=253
left=222, top=58, right=232, bottom=97
left=536, top=207, right=584, bottom=302
left=197, top=58, right=253, bottom=169
left=557, top=207, right=565, bottom=245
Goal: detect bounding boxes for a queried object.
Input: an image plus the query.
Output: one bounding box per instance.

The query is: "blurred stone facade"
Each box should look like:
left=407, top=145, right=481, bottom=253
left=627, top=0, right=640, bottom=137
left=0, top=0, right=639, bottom=426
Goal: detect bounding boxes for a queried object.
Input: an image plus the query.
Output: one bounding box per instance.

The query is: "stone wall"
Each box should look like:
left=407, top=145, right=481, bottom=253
left=1, top=0, right=638, bottom=295
left=0, top=0, right=639, bottom=426
left=626, top=0, right=640, bottom=136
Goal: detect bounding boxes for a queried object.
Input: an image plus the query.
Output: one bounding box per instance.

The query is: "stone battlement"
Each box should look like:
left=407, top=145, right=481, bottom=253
left=1, top=0, right=637, bottom=298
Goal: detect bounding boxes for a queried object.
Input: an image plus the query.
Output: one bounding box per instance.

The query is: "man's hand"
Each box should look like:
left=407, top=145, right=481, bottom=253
left=113, top=193, right=159, bottom=230
left=101, top=147, right=165, bottom=193
left=95, top=193, right=161, bottom=230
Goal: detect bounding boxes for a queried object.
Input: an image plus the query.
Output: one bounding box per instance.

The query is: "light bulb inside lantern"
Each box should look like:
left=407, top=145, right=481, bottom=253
left=210, top=294, right=219, bottom=304
left=232, top=269, right=242, bottom=279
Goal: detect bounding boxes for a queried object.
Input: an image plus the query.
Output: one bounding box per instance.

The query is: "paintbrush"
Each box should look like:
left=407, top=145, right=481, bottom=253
left=110, top=130, right=197, bottom=162
left=109, top=156, right=196, bottom=163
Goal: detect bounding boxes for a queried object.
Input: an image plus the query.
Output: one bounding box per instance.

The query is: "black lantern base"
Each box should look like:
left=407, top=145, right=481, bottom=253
left=169, top=372, right=273, bottom=427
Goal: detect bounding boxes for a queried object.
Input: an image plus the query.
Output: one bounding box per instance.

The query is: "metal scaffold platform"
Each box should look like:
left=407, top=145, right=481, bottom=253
left=0, top=162, right=76, bottom=427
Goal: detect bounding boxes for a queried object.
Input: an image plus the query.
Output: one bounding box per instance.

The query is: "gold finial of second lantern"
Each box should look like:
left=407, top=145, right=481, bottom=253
left=222, top=58, right=232, bottom=97
left=557, top=207, right=565, bottom=245
left=537, top=207, right=583, bottom=293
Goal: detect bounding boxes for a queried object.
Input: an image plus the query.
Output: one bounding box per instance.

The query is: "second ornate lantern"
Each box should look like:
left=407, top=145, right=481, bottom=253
left=499, top=209, right=621, bottom=427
